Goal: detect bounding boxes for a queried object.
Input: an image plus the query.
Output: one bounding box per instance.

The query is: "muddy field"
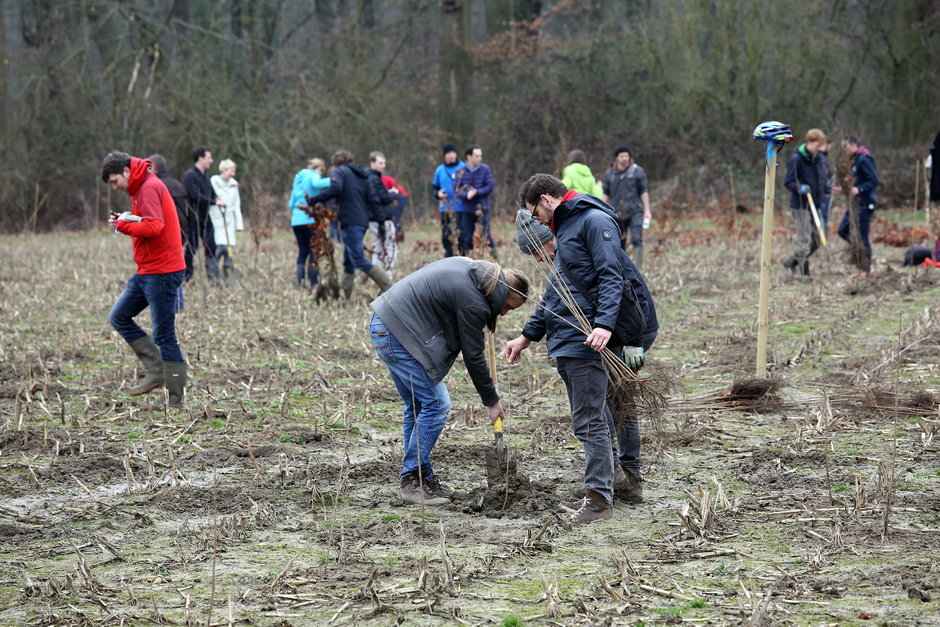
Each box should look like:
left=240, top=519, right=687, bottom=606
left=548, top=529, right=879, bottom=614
left=1, top=210, right=939, bottom=626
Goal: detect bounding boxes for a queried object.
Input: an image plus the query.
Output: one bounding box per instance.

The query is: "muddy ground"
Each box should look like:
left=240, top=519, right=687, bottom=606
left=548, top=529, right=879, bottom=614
left=1, top=211, right=939, bottom=626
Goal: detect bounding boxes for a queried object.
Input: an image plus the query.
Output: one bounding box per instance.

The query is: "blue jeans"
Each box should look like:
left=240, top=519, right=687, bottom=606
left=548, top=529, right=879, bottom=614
left=556, top=357, right=615, bottom=504
left=341, top=224, right=373, bottom=276
left=109, top=271, right=185, bottom=362
left=820, top=196, right=832, bottom=229
left=370, top=314, right=452, bottom=479
left=837, top=201, right=875, bottom=260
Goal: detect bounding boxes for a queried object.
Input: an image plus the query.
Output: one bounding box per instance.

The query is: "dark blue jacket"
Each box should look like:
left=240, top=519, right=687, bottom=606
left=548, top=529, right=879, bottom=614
left=309, top=164, right=381, bottom=228
left=455, top=164, right=494, bottom=213
left=784, top=144, right=827, bottom=210
left=548, top=192, right=658, bottom=348
left=850, top=148, right=878, bottom=208
left=365, top=168, right=395, bottom=222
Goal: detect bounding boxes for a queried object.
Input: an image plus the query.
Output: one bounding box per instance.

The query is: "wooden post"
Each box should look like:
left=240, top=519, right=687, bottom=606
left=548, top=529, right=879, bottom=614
left=756, top=144, right=780, bottom=377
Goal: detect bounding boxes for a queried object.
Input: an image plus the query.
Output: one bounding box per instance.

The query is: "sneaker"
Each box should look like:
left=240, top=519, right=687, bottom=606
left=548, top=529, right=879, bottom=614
left=398, top=472, right=450, bottom=506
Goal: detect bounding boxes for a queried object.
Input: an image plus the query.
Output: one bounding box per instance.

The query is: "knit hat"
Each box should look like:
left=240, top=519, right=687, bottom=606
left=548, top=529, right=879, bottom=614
left=515, top=209, right=554, bottom=254
left=613, top=144, right=632, bottom=158
left=442, top=143, right=457, bottom=156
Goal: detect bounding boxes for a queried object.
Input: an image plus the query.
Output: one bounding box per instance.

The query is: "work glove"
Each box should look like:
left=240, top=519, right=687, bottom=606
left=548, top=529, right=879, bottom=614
left=799, top=184, right=810, bottom=195
left=624, top=346, right=645, bottom=371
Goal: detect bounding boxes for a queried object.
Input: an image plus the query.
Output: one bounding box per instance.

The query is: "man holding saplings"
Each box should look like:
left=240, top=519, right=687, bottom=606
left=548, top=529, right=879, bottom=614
left=506, top=175, right=658, bottom=523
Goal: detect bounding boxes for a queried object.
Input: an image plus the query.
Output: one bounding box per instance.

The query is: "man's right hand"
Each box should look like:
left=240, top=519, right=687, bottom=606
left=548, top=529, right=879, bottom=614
left=437, top=190, right=447, bottom=199
left=485, top=401, right=505, bottom=425
left=505, top=335, right=531, bottom=365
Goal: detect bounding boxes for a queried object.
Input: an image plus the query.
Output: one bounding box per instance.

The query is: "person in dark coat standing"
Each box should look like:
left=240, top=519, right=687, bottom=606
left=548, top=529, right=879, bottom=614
left=370, top=258, right=529, bottom=506
left=149, top=154, right=189, bottom=310
left=512, top=174, right=657, bottom=523
left=836, top=135, right=879, bottom=268
left=454, top=145, right=497, bottom=258
left=929, top=131, right=940, bottom=207
left=782, top=128, right=828, bottom=278
left=181, top=147, right=223, bottom=283
left=507, top=209, right=658, bottom=521
left=308, top=150, right=393, bottom=297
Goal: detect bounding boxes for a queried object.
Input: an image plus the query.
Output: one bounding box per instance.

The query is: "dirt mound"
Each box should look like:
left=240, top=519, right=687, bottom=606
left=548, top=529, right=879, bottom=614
left=145, top=484, right=287, bottom=515
left=705, top=333, right=757, bottom=370
left=456, top=478, right=560, bottom=519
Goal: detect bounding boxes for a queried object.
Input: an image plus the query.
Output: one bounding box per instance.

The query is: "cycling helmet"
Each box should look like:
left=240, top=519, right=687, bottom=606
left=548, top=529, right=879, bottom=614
left=752, top=121, right=793, bottom=144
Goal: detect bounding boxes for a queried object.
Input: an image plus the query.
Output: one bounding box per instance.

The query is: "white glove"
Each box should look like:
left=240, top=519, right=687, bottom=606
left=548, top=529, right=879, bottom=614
left=118, top=211, right=142, bottom=222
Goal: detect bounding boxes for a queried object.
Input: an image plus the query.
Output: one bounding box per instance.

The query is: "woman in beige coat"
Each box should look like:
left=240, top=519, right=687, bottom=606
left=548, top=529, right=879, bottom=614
left=209, top=159, right=244, bottom=283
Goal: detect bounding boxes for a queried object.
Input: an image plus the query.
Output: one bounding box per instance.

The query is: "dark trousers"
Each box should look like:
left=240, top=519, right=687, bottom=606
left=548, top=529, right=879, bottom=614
left=456, top=211, right=477, bottom=256
left=556, top=357, right=615, bottom=504
left=837, top=201, right=875, bottom=260
left=341, top=224, right=373, bottom=275
left=440, top=211, right=455, bottom=257
left=617, top=212, right=644, bottom=251
left=184, top=209, right=218, bottom=281
left=109, top=271, right=185, bottom=362
left=292, top=225, right=318, bottom=286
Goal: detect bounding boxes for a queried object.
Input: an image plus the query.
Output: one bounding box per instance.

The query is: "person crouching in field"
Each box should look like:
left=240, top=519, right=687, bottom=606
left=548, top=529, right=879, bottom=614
left=102, top=151, right=187, bottom=408
left=782, top=128, right=828, bottom=278
left=510, top=175, right=659, bottom=523
left=370, top=258, right=529, bottom=506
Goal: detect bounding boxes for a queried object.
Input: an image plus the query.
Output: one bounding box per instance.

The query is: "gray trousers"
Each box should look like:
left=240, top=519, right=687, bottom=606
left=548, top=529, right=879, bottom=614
left=556, top=357, right=615, bottom=504
left=791, top=208, right=820, bottom=263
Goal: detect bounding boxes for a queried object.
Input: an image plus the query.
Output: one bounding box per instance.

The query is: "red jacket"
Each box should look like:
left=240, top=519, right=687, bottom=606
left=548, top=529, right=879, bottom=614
left=116, top=157, right=186, bottom=274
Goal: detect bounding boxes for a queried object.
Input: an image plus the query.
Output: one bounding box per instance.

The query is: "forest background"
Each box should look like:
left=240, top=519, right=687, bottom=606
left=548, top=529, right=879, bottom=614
left=1, top=0, right=937, bottom=233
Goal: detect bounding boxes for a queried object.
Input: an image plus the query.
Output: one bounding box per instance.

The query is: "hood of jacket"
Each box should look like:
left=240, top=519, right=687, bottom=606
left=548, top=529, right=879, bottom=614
left=565, top=162, right=594, bottom=178
left=346, top=164, right=370, bottom=179
left=467, top=259, right=509, bottom=330
left=854, top=145, right=872, bottom=157
left=127, top=157, right=153, bottom=196
left=553, top=190, right=614, bottom=232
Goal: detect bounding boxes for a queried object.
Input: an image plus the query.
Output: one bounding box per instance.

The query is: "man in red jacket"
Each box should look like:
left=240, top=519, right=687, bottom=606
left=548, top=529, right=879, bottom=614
left=101, top=151, right=187, bottom=408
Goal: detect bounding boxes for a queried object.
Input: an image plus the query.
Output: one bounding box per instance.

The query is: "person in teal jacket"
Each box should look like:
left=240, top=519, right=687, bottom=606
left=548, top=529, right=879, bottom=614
left=289, top=158, right=331, bottom=288
left=561, top=150, right=603, bottom=197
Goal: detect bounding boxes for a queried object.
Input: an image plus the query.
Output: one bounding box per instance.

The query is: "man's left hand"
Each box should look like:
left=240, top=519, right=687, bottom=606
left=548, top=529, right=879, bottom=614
left=467, top=188, right=477, bottom=200
left=624, top=346, right=645, bottom=370
left=584, top=327, right=612, bottom=352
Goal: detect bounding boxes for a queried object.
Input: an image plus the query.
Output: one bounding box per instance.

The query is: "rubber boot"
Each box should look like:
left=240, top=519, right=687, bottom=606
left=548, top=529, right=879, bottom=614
left=569, top=489, right=613, bottom=523
left=633, top=246, right=644, bottom=270
left=159, top=361, right=187, bottom=409
left=366, top=265, right=393, bottom=294
left=127, top=336, right=164, bottom=396
left=341, top=272, right=356, bottom=299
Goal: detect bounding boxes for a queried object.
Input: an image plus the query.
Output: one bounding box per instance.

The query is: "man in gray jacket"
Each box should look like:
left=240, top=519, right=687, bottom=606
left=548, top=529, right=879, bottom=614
left=370, top=258, right=529, bottom=506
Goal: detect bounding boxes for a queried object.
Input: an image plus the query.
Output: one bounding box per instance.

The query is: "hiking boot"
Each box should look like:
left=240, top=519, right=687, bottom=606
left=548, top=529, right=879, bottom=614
left=423, top=473, right=453, bottom=499
left=569, top=489, right=613, bottom=523
left=614, top=470, right=644, bottom=504
left=399, top=473, right=450, bottom=506
left=127, top=336, right=164, bottom=395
